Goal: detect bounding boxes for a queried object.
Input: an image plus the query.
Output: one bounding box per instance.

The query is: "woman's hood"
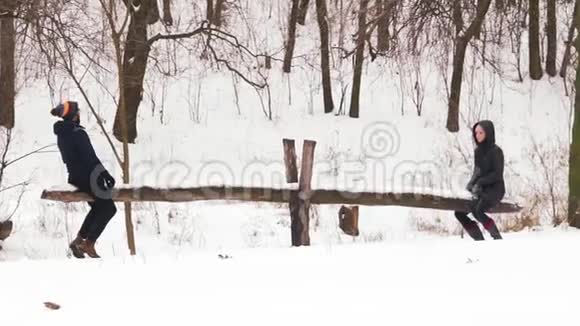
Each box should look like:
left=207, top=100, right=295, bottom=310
left=472, top=120, right=495, bottom=147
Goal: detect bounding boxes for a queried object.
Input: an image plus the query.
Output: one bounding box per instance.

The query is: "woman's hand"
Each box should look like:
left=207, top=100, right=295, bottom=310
left=470, top=183, right=482, bottom=198
left=466, top=166, right=481, bottom=192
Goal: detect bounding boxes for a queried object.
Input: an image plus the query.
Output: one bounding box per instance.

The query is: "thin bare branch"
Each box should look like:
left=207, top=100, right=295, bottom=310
left=4, top=144, right=56, bottom=168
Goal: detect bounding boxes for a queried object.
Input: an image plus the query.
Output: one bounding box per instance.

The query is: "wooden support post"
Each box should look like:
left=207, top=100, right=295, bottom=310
left=283, top=139, right=298, bottom=183
left=283, top=138, right=300, bottom=246
left=296, top=140, right=316, bottom=246
left=289, top=192, right=301, bottom=246
left=284, top=139, right=316, bottom=246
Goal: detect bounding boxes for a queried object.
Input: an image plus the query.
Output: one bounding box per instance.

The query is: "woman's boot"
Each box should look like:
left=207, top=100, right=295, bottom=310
left=483, top=220, right=503, bottom=240
left=464, top=222, right=485, bottom=241
left=455, top=211, right=485, bottom=241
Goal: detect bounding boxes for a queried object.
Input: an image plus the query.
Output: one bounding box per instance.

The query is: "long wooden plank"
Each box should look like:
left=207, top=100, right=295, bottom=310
left=41, top=186, right=522, bottom=213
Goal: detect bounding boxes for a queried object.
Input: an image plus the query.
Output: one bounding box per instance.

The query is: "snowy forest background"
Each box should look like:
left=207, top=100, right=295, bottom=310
left=0, top=0, right=578, bottom=258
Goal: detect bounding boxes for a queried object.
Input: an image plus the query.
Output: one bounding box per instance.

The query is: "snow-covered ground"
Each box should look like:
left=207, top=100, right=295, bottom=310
left=2, top=227, right=579, bottom=326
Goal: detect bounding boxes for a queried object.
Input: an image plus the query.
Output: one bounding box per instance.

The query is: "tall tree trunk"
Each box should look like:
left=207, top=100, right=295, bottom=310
left=447, top=39, right=469, bottom=132
left=474, top=0, right=484, bottom=39
left=446, top=0, right=492, bottom=132
left=569, top=71, right=580, bottom=227
left=529, top=0, right=543, bottom=80
left=569, top=6, right=580, bottom=229
left=297, top=0, right=310, bottom=25
left=113, top=0, right=155, bottom=143
left=162, top=0, right=173, bottom=26
left=147, top=0, right=160, bottom=24
left=206, top=0, right=214, bottom=22
left=213, top=0, right=225, bottom=27
left=349, top=0, right=369, bottom=118
left=105, top=0, right=136, bottom=254
left=283, top=0, right=301, bottom=73
left=315, top=0, right=334, bottom=113
left=546, top=0, right=557, bottom=77
left=453, top=0, right=463, bottom=36
left=0, top=1, right=16, bottom=129
left=560, top=0, right=577, bottom=78
left=376, top=0, right=390, bottom=52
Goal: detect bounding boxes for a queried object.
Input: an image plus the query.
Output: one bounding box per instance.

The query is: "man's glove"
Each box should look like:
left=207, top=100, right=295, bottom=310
left=98, top=170, right=116, bottom=190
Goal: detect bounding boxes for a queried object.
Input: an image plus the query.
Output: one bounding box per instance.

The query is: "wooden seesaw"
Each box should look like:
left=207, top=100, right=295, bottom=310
left=41, top=139, right=522, bottom=247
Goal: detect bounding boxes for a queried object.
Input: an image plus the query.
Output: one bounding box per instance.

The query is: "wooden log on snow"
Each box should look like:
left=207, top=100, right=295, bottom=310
left=0, top=220, right=13, bottom=241
left=40, top=186, right=522, bottom=213
left=338, top=205, right=359, bottom=236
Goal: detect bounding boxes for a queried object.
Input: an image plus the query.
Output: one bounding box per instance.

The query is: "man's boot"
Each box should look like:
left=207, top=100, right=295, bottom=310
left=69, top=235, right=85, bottom=259
left=483, top=220, right=503, bottom=240
left=79, top=239, right=101, bottom=258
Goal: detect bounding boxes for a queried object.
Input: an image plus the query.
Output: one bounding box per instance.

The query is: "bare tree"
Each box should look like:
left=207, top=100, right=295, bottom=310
left=474, top=0, right=486, bottom=39
left=349, top=0, right=369, bottom=118
left=0, top=127, right=53, bottom=230
left=207, top=0, right=214, bottom=22
left=297, top=0, right=310, bottom=25
left=507, top=0, right=526, bottom=82
left=102, top=0, right=137, bottom=254
left=315, top=0, right=334, bottom=114
left=148, top=0, right=160, bottom=24
left=162, top=0, right=173, bottom=26
left=529, top=0, right=543, bottom=80
left=447, top=0, right=492, bottom=132
left=376, top=0, right=391, bottom=52
left=546, top=0, right=557, bottom=77
left=0, top=0, right=16, bottom=129
left=112, top=0, right=158, bottom=144
left=569, top=3, right=580, bottom=228
left=213, top=0, right=226, bottom=27
left=453, top=0, right=464, bottom=37
left=560, top=0, right=577, bottom=78
left=283, top=0, right=301, bottom=73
